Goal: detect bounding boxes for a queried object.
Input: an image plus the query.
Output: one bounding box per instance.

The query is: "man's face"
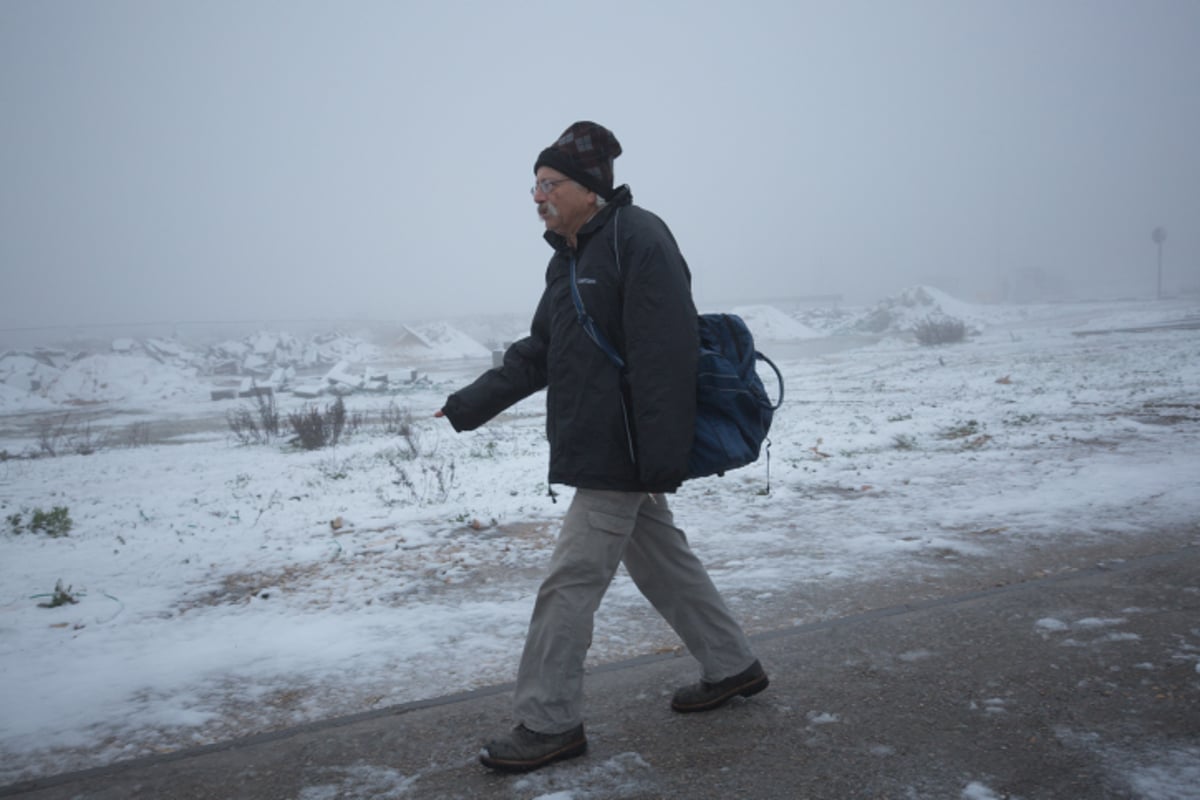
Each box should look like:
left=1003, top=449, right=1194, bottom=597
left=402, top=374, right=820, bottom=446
left=533, top=167, right=594, bottom=240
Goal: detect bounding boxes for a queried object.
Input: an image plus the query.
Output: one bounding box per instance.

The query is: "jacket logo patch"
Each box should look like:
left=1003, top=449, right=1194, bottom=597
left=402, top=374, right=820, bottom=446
left=576, top=277, right=597, bottom=285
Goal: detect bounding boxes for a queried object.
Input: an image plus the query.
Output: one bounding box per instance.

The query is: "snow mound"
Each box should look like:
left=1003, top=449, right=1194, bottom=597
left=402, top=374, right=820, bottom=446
left=848, top=286, right=984, bottom=335
left=729, top=305, right=822, bottom=341
left=0, top=381, right=56, bottom=412
left=406, top=322, right=490, bottom=359
left=0, top=352, right=63, bottom=394
left=43, top=354, right=198, bottom=405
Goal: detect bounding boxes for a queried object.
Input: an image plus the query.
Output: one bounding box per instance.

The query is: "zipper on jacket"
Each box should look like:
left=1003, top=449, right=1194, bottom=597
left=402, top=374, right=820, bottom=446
left=619, top=392, right=636, bottom=465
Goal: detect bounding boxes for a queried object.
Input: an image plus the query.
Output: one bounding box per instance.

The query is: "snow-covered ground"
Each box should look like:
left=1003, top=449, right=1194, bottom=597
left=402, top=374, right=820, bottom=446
left=1, top=290, right=1199, bottom=787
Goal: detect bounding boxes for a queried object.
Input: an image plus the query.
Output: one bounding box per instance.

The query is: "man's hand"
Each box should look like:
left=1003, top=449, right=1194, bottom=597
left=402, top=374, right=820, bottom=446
left=434, top=409, right=445, bottom=418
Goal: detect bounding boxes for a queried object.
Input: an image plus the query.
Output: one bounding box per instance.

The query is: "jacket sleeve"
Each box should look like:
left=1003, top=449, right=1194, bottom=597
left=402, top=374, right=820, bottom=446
left=619, top=215, right=698, bottom=489
left=441, top=291, right=549, bottom=432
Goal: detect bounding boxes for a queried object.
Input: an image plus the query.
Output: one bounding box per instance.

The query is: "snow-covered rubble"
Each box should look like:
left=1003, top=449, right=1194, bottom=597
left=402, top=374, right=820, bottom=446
left=404, top=322, right=492, bottom=359
left=2, top=289, right=1189, bottom=411
left=0, top=324, right=486, bottom=410
left=205, top=331, right=380, bottom=376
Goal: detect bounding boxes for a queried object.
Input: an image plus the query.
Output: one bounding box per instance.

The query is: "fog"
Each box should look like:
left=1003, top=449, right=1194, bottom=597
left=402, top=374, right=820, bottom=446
left=2, top=0, right=1198, bottom=332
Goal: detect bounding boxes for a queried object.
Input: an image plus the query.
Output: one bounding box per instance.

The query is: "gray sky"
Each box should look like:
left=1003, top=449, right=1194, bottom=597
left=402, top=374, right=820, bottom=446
left=2, top=0, right=1198, bottom=329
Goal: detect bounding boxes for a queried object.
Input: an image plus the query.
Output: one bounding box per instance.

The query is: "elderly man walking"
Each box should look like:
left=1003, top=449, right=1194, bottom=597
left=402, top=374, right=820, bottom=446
left=436, top=121, right=767, bottom=773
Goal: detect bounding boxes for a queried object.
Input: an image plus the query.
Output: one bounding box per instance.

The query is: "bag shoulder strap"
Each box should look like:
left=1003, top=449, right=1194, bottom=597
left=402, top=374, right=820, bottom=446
left=569, top=206, right=626, bottom=369
left=569, top=255, right=625, bottom=370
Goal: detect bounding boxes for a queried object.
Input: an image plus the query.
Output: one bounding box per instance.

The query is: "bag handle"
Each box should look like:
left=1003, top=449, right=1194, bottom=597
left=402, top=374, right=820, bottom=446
left=755, top=351, right=786, bottom=410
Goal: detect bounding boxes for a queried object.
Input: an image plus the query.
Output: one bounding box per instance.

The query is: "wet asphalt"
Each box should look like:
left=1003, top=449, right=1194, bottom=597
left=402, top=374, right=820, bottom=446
left=2, top=543, right=1198, bottom=800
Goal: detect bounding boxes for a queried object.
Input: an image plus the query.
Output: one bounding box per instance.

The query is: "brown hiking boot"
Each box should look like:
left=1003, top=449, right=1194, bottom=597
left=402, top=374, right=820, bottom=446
left=671, top=659, right=769, bottom=713
left=479, top=723, right=587, bottom=773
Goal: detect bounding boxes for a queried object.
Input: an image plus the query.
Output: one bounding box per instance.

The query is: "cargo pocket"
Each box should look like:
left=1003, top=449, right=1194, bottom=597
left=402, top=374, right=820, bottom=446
left=587, top=509, right=637, bottom=539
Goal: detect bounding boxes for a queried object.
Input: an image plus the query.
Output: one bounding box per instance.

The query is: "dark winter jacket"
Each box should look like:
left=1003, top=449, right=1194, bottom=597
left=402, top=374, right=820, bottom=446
left=441, top=185, right=698, bottom=493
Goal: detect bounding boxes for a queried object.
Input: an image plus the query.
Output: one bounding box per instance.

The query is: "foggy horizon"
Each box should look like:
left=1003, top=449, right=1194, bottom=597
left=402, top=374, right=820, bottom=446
left=3, top=1, right=1198, bottom=332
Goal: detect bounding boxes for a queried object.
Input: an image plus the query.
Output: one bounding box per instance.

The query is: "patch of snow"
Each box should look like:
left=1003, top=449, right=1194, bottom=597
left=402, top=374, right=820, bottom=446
left=297, top=764, right=418, bottom=799
left=513, top=752, right=652, bottom=799
left=1036, top=618, right=1070, bottom=632
left=1125, top=747, right=1200, bottom=798
left=1075, top=617, right=1127, bottom=629
left=729, top=305, right=823, bottom=341
left=962, top=782, right=1004, bottom=800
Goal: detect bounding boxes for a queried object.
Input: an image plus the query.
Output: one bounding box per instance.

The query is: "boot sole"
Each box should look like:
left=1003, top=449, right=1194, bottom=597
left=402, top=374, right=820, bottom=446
left=480, top=739, right=588, bottom=773
left=671, top=674, right=769, bottom=713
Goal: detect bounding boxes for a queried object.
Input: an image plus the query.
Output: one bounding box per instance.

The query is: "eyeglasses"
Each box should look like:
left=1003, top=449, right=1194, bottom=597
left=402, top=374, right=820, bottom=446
left=530, top=178, right=571, bottom=196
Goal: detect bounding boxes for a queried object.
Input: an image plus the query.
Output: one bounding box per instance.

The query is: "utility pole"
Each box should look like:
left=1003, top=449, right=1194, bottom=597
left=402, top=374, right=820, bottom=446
left=1152, top=227, right=1167, bottom=300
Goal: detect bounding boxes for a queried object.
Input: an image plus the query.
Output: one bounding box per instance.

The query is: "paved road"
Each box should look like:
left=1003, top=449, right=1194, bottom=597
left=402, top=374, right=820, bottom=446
left=3, top=545, right=1198, bottom=800
left=1073, top=318, right=1200, bottom=335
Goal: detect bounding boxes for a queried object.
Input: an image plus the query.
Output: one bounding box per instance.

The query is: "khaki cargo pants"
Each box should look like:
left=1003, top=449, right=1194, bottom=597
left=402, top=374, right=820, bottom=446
left=512, top=488, right=758, bottom=733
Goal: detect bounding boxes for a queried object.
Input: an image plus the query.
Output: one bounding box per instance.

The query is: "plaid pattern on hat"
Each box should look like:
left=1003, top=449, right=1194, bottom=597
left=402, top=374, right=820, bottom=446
left=534, top=121, right=622, bottom=199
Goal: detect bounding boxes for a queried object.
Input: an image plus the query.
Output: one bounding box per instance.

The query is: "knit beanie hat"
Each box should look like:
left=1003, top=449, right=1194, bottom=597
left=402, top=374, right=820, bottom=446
left=534, top=121, right=622, bottom=199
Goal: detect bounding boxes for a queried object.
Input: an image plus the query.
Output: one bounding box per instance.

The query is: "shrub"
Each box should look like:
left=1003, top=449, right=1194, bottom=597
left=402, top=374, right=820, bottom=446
left=380, top=402, right=423, bottom=457
left=31, top=506, right=73, bottom=537
left=913, top=315, right=967, bottom=346
left=381, top=456, right=457, bottom=506
left=35, top=414, right=73, bottom=457
left=117, top=421, right=152, bottom=448
left=8, top=506, right=73, bottom=537
left=34, top=414, right=110, bottom=456
left=288, top=397, right=347, bottom=450
left=939, top=419, right=981, bottom=440
left=381, top=401, right=412, bottom=435
left=227, top=392, right=281, bottom=445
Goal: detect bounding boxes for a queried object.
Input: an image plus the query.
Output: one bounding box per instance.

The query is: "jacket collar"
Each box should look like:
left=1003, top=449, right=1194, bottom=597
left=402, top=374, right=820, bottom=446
left=543, top=184, right=633, bottom=254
